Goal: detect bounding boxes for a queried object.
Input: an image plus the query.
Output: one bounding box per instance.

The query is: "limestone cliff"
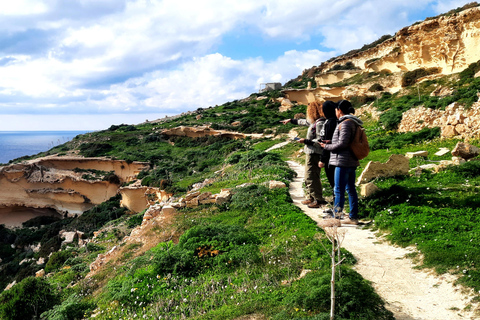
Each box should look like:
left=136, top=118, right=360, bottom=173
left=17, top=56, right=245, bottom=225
left=309, top=6, right=480, bottom=86
left=0, top=156, right=149, bottom=216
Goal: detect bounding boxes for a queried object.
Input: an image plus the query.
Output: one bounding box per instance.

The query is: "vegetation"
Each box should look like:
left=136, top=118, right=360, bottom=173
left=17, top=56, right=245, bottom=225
left=2, top=26, right=480, bottom=320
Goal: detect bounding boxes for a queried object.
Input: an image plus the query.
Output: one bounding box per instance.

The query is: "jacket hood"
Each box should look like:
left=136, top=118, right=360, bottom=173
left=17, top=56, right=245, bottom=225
left=322, top=100, right=337, bottom=119
left=339, top=115, right=363, bottom=126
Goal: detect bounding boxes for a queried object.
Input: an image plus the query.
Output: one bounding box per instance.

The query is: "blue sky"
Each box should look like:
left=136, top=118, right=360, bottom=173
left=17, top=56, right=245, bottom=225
left=0, top=0, right=472, bottom=131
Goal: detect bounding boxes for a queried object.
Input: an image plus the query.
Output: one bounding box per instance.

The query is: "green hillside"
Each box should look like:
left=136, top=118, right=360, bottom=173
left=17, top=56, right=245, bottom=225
left=1, top=54, right=480, bottom=319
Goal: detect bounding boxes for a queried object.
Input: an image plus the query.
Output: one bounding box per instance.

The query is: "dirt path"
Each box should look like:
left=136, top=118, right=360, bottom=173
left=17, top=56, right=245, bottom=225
left=286, top=160, right=478, bottom=320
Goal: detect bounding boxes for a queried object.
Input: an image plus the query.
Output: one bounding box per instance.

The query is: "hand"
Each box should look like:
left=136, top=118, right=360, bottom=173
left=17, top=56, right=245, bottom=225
left=319, top=142, right=325, bottom=148
left=319, top=162, right=325, bottom=168
left=280, top=119, right=291, bottom=125
left=298, top=138, right=305, bottom=143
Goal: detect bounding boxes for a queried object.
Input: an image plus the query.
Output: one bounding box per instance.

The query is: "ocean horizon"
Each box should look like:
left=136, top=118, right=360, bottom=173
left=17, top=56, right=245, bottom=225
left=0, top=131, right=89, bottom=164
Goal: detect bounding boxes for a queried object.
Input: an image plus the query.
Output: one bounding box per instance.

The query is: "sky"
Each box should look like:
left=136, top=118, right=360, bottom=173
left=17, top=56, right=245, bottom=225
left=0, top=0, right=472, bottom=131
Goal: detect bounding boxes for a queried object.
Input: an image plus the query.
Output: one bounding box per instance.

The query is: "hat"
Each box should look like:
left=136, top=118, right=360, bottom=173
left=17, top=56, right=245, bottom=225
left=336, top=100, right=354, bottom=115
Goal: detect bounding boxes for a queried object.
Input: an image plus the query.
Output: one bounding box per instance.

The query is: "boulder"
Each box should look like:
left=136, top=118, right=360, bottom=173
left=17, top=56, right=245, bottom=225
left=185, top=191, right=200, bottom=201
left=36, top=269, right=45, bottom=278
left=161, top=205, right=176, bottom=215
left=269, top=180, right=286, bottom=189
left=452, top=142, right=480, bottom=159
left=360, top=182, right=380, bottom=197
left=405, top=151, right=428, bottom=159
left=215, top=189, right=232, bottom=205
left=357, top=154, right=410, bottom=184
left=442, top=125, right=458, bottom=137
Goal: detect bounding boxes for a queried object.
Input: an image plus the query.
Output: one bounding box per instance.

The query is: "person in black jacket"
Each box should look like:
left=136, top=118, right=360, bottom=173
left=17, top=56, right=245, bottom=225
left=320, top=100, right=363, bottom=224
left=318, top=101, right=337, bottom=196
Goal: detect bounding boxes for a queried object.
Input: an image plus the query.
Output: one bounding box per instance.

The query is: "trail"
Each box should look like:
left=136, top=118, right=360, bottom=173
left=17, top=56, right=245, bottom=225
left=286, top=160, right=477, bottom=320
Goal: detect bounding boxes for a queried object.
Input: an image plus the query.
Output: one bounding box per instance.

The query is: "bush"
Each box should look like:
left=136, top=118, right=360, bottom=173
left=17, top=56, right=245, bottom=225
left=378, top=109, right=403, bottom=130
left=79, top=143, right=113, bottom=157
left=401, top=67, right=441, bottom=87
left=45, top=250, right=73, bottom=273
left=0, top=277, right=59, bottom=320
left=368, top=83, right=384, bottom=92
left=41, top=294, right=95, bottom=320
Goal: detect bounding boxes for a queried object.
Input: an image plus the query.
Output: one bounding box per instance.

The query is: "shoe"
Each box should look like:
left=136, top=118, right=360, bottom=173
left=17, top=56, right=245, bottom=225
left=301, top=199, right=314, bottom=205
left=307, top=201, right=321, bottom=208
left=342, top=217, right=359, bottom=225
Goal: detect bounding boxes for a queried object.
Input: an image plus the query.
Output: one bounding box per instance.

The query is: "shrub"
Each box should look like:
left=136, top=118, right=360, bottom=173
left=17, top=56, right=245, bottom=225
left=459, top=59, right=480, bottom=83
left=378, top=109, right=403, bottom=130
left=79, top=143, right=113, bottom=157
left=0, top=277, right=59, bottom=320
left=41, top=294, right=95, bottom=320
left=401, top=67, right=441, bottom=87
left=45, top=250, right=74, bottom=273
left=327, top=62, right=359, bottom=72
left=368, top=83, right=384, bottom=92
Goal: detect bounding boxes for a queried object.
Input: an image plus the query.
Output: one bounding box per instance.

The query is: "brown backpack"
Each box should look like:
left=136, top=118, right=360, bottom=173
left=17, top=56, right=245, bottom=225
left=341, top=119, right=370, bottom=160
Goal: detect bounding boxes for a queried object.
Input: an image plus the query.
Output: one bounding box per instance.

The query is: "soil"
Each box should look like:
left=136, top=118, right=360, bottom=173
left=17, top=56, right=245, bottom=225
left=286, top=160, right=479, bottom=320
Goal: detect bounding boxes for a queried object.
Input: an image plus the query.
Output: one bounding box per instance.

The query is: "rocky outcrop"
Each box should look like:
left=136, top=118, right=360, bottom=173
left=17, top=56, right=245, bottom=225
left=168, top=189, right=232, bottom=208
left=119, top=185, right=171, bottom=213
left=397, top=102, right=480, bottom=139
left=313, top=7, right=480, bottom=83
left=161, top=126, right=262, bottom=140
left=0, top=156, right=149, bottom=217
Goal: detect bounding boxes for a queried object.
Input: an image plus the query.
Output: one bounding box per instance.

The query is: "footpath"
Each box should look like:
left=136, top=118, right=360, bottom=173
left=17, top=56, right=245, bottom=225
left=286, top=160, right=477, bottom=320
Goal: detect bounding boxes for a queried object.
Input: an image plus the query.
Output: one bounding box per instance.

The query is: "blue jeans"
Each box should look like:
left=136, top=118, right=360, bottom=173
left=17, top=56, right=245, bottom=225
left=333, top=166, right=358, bottom=219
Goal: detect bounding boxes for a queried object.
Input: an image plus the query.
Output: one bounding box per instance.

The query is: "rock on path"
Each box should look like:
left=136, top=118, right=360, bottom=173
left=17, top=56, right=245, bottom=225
left=286, top=160, right=477, bottom=320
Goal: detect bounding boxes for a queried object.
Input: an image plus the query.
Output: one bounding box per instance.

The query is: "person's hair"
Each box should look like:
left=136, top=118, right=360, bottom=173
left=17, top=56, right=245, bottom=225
left=307, top=101, right=324, bottom=122
left=336, top=99, right=355, bottom=115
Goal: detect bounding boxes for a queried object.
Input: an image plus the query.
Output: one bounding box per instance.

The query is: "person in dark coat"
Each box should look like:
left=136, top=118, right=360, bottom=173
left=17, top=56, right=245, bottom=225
left=320, top=100, right=363, bottom=224
left=318, top=101, right=337, bottom=196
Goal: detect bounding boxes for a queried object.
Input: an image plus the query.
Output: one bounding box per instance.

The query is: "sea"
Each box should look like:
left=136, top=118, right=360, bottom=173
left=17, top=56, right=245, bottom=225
left=0, top=131, right=88, bottom=164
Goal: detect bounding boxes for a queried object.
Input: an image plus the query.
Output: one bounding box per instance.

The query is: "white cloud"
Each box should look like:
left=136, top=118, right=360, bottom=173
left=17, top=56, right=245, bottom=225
left=0, top=1, right=47, bottom=16
left=0, top=0, right=467, bottom=130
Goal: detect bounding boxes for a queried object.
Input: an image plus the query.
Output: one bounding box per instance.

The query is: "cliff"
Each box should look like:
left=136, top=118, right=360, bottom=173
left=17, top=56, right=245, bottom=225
left=308, top=6, right=480, bottom=87
left=0, top=156, right=149, bottom=217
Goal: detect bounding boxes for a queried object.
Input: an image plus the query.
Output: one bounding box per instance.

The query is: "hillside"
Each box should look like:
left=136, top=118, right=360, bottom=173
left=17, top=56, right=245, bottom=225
left=1, top=3, right=480, bottom=320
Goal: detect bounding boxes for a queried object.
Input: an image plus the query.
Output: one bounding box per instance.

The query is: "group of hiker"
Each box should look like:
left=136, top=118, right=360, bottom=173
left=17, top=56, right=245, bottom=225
left=281, top=99, right=364, bottom=225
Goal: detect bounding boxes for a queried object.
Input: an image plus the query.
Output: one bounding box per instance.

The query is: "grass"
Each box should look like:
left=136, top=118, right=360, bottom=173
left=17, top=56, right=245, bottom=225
left=2, top=58, right=480, bottom=319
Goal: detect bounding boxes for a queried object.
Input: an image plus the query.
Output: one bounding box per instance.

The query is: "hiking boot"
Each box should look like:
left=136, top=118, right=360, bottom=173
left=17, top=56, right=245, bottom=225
left=342, top=217, right=359, bottom=225
left=316, top=199, right=328, bottom=205
left=301, top=199, right=314, bottom=205
left=307, top=201, right=321, bottom=208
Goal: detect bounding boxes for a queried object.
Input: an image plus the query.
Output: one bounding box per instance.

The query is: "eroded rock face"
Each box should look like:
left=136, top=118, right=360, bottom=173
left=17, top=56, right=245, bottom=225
left=0, top=157, right=149, bottom=217
left=314, top=7, right=480, bottom=81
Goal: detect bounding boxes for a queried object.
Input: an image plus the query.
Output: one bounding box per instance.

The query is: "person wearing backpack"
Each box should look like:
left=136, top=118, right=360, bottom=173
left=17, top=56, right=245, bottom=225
left=281, top=101, right=328, bottom=208
left=320, top=100, right=363, bottom=224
